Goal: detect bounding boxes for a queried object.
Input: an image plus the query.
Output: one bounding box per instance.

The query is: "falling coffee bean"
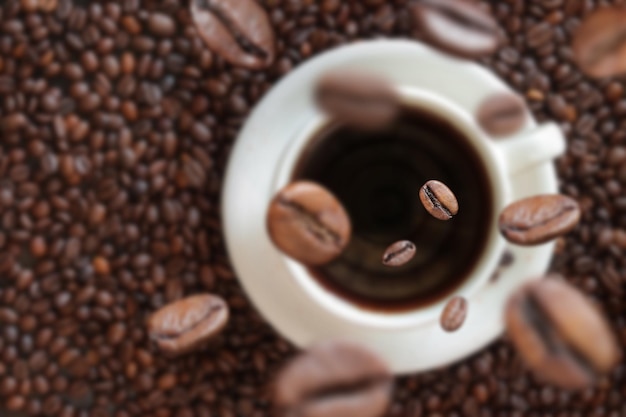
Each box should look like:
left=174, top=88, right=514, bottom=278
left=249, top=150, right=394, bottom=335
left=267, top=181, right=352, bottom=266
left=477, top=93, right=527, bottom=137
left=382, top=240, right=416, bottom=267
left=273, top=340, right=393, bottom=417
left=191, top=0, right=275, bottom=69
left=440, top=296, right=468, bottom=332
left=411, top=0, right=500, bottom=59
left=419, top=180, right=458, bottom=221
left=315, top=70, right=400, bottom=131
left=498, top=195, right=581, bottom=245
left=147, top=294, right=229, bottom=357
left=572, top=8, right=626, bottom=78
left=505, top=277, right=620, bottom=390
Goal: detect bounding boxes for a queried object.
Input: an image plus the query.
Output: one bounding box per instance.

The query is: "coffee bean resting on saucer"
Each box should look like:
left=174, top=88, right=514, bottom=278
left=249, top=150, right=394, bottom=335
left=419, top=180, right=459, bottom=220
left=411, top=0, right=500, bottom=59
left=440, top=296, right=468, bottom=332
left=267, top=181, right=352, bottom=265
left=498, top=194, right=581, bottom=245
left=148, top=294, right=229, bottom=357
left=273, top=340, right=393, bottom=417
left=505, top=277, right=620, bottom=390
left=315, top=70, right=400, bottom=131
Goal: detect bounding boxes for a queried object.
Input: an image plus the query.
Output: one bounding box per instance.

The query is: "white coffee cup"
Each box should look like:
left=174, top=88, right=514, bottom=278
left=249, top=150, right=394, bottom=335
left=222, top=40, right=565, bottom=373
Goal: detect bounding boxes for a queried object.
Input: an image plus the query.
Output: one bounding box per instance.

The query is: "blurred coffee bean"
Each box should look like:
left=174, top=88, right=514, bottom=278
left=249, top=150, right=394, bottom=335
left=499, top=195, right=581, bottom=245
left=505, top=277, right=620, bottom=389
left=191, top=0, right=275, bottom=69
left=440, top=296, right=468, bottom=332
left=572, top=8, right=626, bottom=78
left=315, top=70, right=400, bottom=130
left=477, top=93, right=527, bottom=137
left=419, top=180, right=458, bottom=220
left=267, top=181, right=351, bottom=266
left=382, top=240, right=416, bottom=267
left=273, top=341, right=392, bottom=417
left=148, top=294, right=229, bottom=357
left=412, top=0, right=500, bottom=58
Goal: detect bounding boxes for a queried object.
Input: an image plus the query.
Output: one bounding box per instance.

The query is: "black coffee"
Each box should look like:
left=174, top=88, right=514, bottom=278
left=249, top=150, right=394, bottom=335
left=292, top=107, right=493, bottom=312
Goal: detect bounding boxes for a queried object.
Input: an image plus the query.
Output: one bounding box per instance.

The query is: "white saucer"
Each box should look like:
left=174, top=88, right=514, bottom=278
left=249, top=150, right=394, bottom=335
left=222, top=40, right=559, bottom=374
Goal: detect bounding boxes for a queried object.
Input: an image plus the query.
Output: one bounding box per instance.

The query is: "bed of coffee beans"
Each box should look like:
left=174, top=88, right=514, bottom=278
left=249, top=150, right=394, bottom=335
left=1, top=0, right=626, bottom=416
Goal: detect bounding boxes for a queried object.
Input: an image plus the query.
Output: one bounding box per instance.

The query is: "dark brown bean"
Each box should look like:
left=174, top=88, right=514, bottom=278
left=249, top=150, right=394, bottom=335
left=273, top=341, right=392, bottom=417
left=419, top=180, right=458, bottom=221
left=267, top=181, right=351, bottom=266
left=147, top=294, right=229, bottom=357
left=505, top=277, right=620, bottom=389
left=476, top=93, right=527, bottom=137
left=572, top=8, right=626, bottom=78
left=440, top=296, right=468, bottom=332
left=191, top=0, right=275, bottom=69
left=411, top=0, right=500, bottom=58
left=498, top=195, right=581, bottom=245
left=382, top=240, right=416, bottom=267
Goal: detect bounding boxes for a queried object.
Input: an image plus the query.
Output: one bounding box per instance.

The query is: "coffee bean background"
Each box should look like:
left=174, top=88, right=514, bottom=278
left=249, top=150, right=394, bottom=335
left=0, top=0, right=625, bottom=416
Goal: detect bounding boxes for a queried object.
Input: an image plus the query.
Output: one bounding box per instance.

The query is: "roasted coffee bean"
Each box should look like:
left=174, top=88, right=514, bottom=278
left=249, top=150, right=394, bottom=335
left=191, top=0, right=275, bottom=69
left=440, top=296, right=468, bottom=332
left=315, top=70, right=400, bottom=130
left=382, top=240, right=416, bottom=267
left=572, top=8, right=626, bottom=78
left=147, top=294, right=229, bottom=357
left=419, top=180, right=458, bottom=221
left=477, top=93, right=527, bottom=137
left=505, top=277, right=620, bottom=389
left=273, top=341, right=392, bottom=417
left=267, top=181, right=351, bottom=266
left=499, top=195, right=581, bottom=245
left=411, top=0, right=500, bottom=58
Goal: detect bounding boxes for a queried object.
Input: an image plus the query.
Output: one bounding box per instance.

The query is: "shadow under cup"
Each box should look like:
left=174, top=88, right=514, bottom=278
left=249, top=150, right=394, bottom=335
left=291, top=105, right=494, bottom=313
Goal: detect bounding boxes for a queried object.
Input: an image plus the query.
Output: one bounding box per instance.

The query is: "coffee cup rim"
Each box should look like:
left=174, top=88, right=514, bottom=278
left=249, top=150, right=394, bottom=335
left=272, top=85, right=510, bottom=330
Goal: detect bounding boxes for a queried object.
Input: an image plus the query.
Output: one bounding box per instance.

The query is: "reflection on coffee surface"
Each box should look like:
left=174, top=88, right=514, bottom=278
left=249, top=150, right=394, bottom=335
left=293, top=107, right=493, bottom=312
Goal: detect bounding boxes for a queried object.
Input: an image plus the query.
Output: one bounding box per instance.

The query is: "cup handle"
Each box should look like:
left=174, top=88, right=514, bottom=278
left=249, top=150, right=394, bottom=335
left=495, top=123, right=566, bottom=176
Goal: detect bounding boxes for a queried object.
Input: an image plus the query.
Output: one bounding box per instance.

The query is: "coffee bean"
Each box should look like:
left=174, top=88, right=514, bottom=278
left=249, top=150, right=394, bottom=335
left=411, top=0, right=500, bottom=58
left=315, top=70, right=400, bottom=130
left=148, top=13, right=176, bottom=37
left=572, top=8, right=626, bottom=78
left=267, top=181, right=351, bottom=266
left=477, top=93, right=527, bottom=137
left=382, top=240, right=416, bottom=267
left=440, top=296, right=468, bottom=332
left=147, top=294, right=229, bottom=357
left=273, top=341, right=392, bottom=417
left=498, top=195, right=581, bottom=245
left=191, top=0, right=275, bottom=69
left=505, top=277, right=620, bottom=389
left=419, top=180, right=458, bottom=221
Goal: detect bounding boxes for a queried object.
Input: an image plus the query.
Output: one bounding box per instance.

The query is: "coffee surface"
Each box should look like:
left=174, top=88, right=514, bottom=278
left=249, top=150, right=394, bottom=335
left=293, top=108, right=493, bottom=312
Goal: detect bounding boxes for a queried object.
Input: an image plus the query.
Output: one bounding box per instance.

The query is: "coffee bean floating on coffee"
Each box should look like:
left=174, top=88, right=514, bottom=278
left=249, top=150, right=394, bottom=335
left=315, top=70, right=400, bottom=131
left=419, top=180, right=459, bottom=220
left=498, top=194, right=581, bottom=246
left=273, top=340, right=393, bottom=417
left=382, top=240, right=416, bottom=267
left=440, top=296, right=468, bottom=332
left=190, top=0, right=275, bottom=69
left=477, top=93, right=527, bottom=137
left=505, top=277, right=620, bottom=390
left=572, top=8, right=626, bottom=79
left=411, top=0, right=500, bottom=59
left=267, top=181, right=352, bottom=265
left=147, top=294, right=229, bottom=357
